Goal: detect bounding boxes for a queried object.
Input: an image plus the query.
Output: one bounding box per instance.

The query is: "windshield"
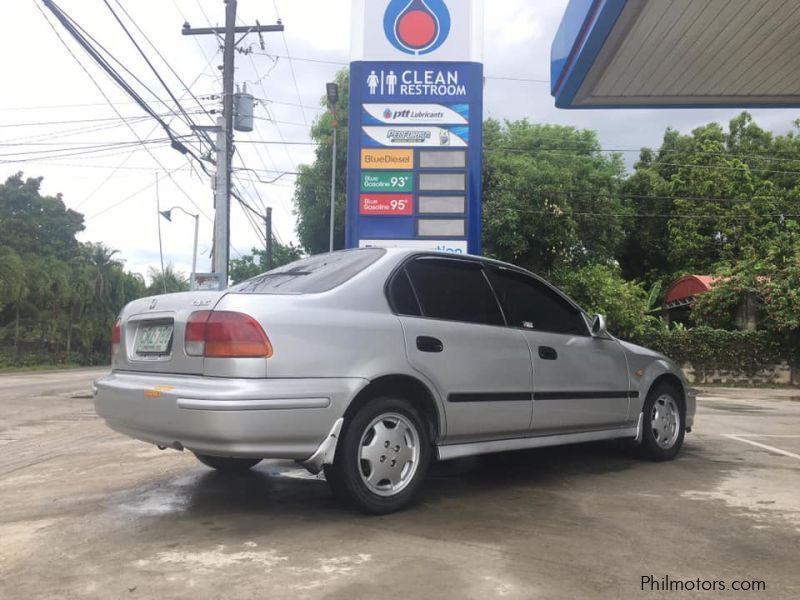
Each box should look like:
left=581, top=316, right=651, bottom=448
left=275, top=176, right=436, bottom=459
left=230, top=248, right=386, bottom=294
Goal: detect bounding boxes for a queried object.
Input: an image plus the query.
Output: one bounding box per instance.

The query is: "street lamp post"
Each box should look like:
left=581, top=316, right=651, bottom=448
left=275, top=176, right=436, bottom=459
left=159, top=206, right=200, bottom=287
left=326, top=82, right=339, bottom=254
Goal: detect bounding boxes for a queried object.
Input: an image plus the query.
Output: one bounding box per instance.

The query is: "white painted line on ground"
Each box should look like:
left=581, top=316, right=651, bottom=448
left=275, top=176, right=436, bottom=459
left=723, top=435, right=800, bottom=461
left=723, top=435, right=800, bottom=439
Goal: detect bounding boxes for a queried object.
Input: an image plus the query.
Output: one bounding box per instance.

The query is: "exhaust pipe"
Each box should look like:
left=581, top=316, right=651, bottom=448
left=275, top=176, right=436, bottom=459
left=156, top=441, right=184, bottom=451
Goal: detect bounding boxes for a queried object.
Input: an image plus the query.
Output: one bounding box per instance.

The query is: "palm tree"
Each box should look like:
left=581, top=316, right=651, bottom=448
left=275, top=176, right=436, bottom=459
left=84, top=242, right=122, bottom=310
left=147, top=264, right=189, bottom=295
left=65, top=258, right=94, bottom=356
left=0, top=248, right=28, bottom=356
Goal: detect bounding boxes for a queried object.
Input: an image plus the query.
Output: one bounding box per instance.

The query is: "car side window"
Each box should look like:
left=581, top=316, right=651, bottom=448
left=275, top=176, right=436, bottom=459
left=487, top=267, right=588, bottom=335
left=388, top=268, right=421, bottom=316
left=405, top=258, right=504, bottom=326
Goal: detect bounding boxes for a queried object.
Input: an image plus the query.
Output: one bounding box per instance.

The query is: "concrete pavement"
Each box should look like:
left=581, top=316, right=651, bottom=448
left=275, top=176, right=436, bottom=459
left=0, top=369, right=798, bottom=599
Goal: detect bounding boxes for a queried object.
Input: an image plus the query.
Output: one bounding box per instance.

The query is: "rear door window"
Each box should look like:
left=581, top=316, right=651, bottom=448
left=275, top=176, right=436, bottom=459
left=405, top=257, right=504, bottom=326
left=487, top=267, right=588, bottom=335
left=388, top=268, right=422, bottom=316
left=231, top=249, right=385, bottom=294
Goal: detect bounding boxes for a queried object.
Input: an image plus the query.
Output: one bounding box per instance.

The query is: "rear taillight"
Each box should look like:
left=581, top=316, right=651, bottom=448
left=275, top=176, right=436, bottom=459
left=111, top=318, right=121, bottom=359
left=185, top=311, right=273, bottom=358
left=185, top=310, right=211, bottom=356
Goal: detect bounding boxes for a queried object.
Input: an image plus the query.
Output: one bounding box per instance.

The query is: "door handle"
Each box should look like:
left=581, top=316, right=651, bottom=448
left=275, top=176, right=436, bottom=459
left=417, top=336, right=444, bottom=353
left=538, top=346, right=558, bottom=360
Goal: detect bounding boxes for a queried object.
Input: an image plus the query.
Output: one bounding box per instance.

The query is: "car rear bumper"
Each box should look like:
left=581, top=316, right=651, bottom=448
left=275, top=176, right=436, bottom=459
left=93, top=371, right=367, bottom=460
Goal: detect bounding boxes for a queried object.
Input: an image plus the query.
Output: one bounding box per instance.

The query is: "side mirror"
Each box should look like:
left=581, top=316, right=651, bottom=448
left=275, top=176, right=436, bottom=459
left=591, top=314, right=608, bottom=337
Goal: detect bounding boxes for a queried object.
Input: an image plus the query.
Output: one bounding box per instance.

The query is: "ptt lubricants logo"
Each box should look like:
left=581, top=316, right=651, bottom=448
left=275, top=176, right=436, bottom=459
left=383, top=0, right=451, bottom=56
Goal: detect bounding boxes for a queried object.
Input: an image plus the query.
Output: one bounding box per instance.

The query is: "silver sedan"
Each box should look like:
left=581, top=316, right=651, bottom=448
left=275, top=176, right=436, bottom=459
left=94, top=248, right=695, bottom=514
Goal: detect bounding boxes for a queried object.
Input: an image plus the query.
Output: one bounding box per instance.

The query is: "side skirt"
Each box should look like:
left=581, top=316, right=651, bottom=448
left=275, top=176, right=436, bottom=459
left=436, top=425, right=639, bottom=461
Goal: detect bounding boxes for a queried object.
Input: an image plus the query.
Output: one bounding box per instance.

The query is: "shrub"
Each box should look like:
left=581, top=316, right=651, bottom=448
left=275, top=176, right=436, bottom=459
left=555, top=263, right=658, bottom=338
left=628, top=327, right=794, bottom=378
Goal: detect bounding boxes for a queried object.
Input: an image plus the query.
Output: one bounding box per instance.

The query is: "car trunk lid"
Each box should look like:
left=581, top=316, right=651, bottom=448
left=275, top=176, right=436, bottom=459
left=113, top=291, right=226, bottom=375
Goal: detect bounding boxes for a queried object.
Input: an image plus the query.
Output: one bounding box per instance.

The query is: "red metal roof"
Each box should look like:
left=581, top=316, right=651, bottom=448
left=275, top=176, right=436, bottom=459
left=664, top=276, right=715, bottom=306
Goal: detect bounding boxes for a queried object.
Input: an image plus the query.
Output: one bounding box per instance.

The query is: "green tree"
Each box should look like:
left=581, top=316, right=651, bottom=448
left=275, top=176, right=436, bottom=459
left=694, top=229, right=800, bottom=336
left=293, top=69, right=349, bottom=255
left=618, top=147, right=676, bottom=283
left=482, top=119, right=630, bottom=277
left=620, top=113, right=795, bottom=283
left=0, top=174, right=171, bottom=366
left=146, top=264, right=189, bottom=295
left=555, top=263, right=657, bottom=338
left=229, top=242, right=304, bottom=284
left=0, top=247, right=27, bottom=354
left=83, top=243, right=122, bottom=310
left=0, top=173, right=84, bottom=258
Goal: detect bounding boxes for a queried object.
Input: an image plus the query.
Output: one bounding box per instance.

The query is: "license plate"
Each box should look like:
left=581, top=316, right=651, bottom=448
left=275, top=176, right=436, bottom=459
left=136, top=324, right=174, bottom=354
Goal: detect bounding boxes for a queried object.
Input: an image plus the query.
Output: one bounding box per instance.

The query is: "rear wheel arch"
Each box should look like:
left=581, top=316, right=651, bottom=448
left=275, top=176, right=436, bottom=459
left=344, top=374, right=442, bottom=444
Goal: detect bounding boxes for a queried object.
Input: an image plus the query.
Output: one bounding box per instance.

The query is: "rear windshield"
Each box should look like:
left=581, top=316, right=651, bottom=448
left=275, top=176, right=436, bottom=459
left=230, top=248, right=386, bottom=294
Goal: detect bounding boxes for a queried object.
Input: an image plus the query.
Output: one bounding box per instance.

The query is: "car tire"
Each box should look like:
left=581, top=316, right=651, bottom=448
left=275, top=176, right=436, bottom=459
left=194, top=453, right=262, bottom=472
left=639, top=383, right=685, bottom=462
left=324, top=396, right=431, bottom=515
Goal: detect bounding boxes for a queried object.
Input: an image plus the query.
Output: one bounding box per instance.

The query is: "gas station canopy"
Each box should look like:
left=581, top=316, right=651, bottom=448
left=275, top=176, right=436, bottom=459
left=552, top=0, right=800, bottom=109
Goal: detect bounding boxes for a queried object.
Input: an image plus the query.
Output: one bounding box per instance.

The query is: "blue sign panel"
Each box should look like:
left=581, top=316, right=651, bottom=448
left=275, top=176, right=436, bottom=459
left=346, top=60, right=484, bottom=255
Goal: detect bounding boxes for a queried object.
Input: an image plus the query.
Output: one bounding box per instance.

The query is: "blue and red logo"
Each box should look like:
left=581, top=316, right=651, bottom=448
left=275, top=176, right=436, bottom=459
left=384, top=0, right=451, bottom=56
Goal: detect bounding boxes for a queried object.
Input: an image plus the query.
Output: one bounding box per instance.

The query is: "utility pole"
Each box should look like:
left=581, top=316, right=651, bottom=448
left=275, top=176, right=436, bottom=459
left=183, top=2, right=284, bottom=287
left=213, top=115, right=228, bottom=284
left=218, top=0, right=236, bottom=286
left=265, top=207, right=273, bottom=270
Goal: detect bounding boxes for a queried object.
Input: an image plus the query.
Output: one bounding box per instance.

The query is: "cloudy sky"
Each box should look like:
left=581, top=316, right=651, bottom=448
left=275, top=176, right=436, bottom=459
left=2, top=0, right=798, bottom=281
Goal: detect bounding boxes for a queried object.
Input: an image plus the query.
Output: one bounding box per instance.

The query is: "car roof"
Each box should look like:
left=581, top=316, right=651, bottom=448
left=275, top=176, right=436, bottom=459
left=377, top=246, right=526, bottom=273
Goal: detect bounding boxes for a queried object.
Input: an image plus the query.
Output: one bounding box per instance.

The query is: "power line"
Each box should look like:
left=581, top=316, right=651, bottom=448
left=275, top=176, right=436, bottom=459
left=0, top=139, right=176, bottom=161
left=35, top=0, right=211, bottom=221
left=251, top=115, right=310, bottom=128
left=2, top=115, right=154, bottom=145
left=234, top=192, right=267, bottom=246
left=173, top=0, right=223, bottom=67
left=75, top=53, right=223, bottom=212
left=116, top=0, right=217, bottom=125
left=231, top=186, right=267, bottom=244
left=489, top=146, right=800, bottom=177
left=490, top=205, right=800, bottom=221
left=246, top=52, right=300, bottom=172
left=245, top=50, right=345, bottom=66
left=257, top=98, right=325, bottom=112
left=0, top=159, right=193, bottom=171
left=0, top=110, right=211, bottom=148
left=47, top=2, right=191, bottom=132
left=40, top=1, right=198, bottom=159
left=271, top=0, right=308, bottom=128
left=0, top=138, right=189, bottom=147
left=232, top=162, right=266, bottom=214
left=484, top=183, right=800, bottom=205
left=235, top=139, right=318, bottom=146
left=241, top=46, right=298, bottom=226
left=0, top=114, right=158, bottom=129
left=238, top=49, right=553, bottom=84
left=105, top=0, right=216, bottom=150
left=85, top=168, right=178, bottom=221
left=490, top=143, right=800, bottom=165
